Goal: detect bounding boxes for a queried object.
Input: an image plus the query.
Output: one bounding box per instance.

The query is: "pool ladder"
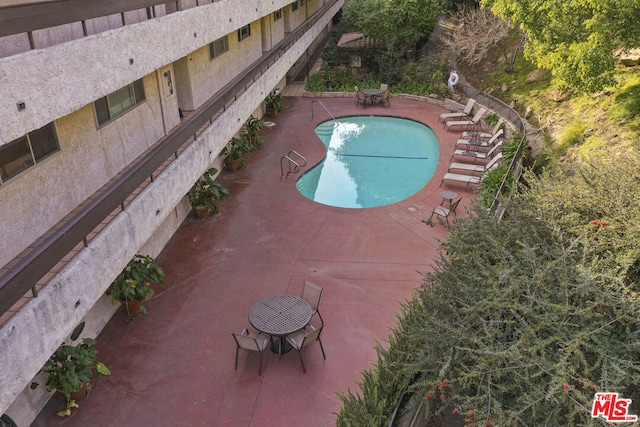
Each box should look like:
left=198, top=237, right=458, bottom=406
left=281, top=150, right=307, bottom=179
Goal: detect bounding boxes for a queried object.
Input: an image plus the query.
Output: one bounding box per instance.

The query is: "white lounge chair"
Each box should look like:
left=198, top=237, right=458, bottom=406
left=450, top=139, right=503, bottom=163
left=438, top=99, right=476, bottom=122
left=454, top=129, right=504, bottom=151
left=448, top=153, right=503, bottom=174
left=445, top=108, right=487, bottom=132
left=439, top=173, right=481, bottom=190
left=461, top=118, right=504, bottom=140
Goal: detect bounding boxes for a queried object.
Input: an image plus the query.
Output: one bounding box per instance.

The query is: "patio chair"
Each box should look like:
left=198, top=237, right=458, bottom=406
left=450, top=139, right=504, bottom=163
left=285, top=324, right=326, bottom=373
left=445, top=108, right=487, bottom=132
left=378, top=89, right=390, bottom=107
left=426, top=197, right=462, bottom=228
left=232, top=328, right=271, bottom=376
left=448, top=153, right=503, bottom=175
left=461, top=118, right=504, bottom=140
left=454, top=129, right=504, bottom=151
left=438, top=98, right=476, bottom=122
left=302, top=280, right=324, bottom=323
left=356, top=90, right=368, bottom=108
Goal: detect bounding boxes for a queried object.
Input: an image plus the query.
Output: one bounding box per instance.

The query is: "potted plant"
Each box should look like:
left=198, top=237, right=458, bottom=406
left=264, top=89, right=283, bottom=116
left=31, top=322, right=111, bottom=417
left=188, top=167, right=229, bottom=218
left=222, top=136, right=250, bottom=171
left=106, top=254, right=165, bottom=317
left=243, top=115, right=266, bottom=148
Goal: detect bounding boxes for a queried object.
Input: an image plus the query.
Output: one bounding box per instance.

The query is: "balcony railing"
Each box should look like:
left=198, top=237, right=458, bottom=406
left=0, top=0, right=341, bottom=317
left=0, top=0, right=213, bottom=40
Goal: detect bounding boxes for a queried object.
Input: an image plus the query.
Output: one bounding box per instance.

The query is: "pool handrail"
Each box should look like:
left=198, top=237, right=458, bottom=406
left=311, top=100, right=338, bottom=124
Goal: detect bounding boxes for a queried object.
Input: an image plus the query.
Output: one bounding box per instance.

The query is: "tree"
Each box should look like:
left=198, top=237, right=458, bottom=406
left=342, top=0, right=449, bottom=58
left=443, top=7, right=523, bottom=72
left=481, top=0, right=640, bottom=93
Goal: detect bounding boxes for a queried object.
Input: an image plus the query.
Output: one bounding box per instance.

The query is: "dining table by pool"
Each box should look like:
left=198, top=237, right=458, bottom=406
left=362, top=88, right=384, bottom=104
left=248, top=295, right=312, bottom=355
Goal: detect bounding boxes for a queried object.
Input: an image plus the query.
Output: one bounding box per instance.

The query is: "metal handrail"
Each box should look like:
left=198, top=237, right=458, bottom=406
left=1, top=0, right=197, bottom=38
left=281, top=150, right=307, bottom=178
left=456, top=82, right=527, bottom=219
left=0, top=0, right=341, bottom=316
left=311, top=100, right=338, bottom=123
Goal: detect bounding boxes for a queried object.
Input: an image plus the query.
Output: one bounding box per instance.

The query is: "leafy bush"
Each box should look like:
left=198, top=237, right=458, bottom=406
left=31, top=322, right=111, bottom=417
left=106, top=254, right=165, bottom=314
left=336, top=152, right=640, bottom=426
left=477, top=164, right=512, bottom=209
left=484, top=112, right=501, bottom=129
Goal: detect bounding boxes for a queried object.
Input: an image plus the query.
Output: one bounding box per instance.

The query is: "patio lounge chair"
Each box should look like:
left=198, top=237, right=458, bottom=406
left=439, top=172, right=482, bottom=190
left=450, top=139, right=503, bottom=163
left=232, top=328, right=271, bottom=376
left=461, top=118, right=504, bottom=140
left=448, top=153, right=503, bottom=175
left=285, top=324, right=326, bottom=373
left=438, top=98, right=476, bottom=122
left=425, top=197, right=462, bottom=228
left=302, top=280, right=324, bottom=323
left=454, top=129, right=504, bottom=151
left=445, top=108, right=487, bottom=132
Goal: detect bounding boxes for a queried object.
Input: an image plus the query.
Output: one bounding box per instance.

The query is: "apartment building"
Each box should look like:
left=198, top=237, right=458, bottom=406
left=0, top=0, right=342, bottom=423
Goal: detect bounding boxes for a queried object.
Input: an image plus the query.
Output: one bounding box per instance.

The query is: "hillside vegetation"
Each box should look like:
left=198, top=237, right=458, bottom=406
left=465, top=48, right=640, bottom=166
left=336, top=22, right=640, bottom=427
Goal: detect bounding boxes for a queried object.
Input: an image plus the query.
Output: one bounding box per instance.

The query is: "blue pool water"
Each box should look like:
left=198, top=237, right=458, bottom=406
left=296, top=116, right=439, bottom=208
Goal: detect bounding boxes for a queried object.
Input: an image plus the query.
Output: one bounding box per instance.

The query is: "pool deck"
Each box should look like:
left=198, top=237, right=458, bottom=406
left=34, top=94, right=477, bottom=426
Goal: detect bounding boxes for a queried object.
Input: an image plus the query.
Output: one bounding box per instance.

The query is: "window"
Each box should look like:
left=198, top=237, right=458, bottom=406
left=237, top=24, right=251, bottom=42
left=273, top=9, right=282, bottom=20
left=210, top=36, right=229, bottom=59
left=94, top=79, right=146, bottom=127
left=0, top=123, right=59, bottom=183
left=292, top=1, right=298, bottom=11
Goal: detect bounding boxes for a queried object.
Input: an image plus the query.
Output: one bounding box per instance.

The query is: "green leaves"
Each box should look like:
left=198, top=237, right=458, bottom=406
left=107, top=254, right=164, bottom=303
left=338, top=150, right=640, bottom=425
left=188, top=167, right=229, bottom=210
left=343, top=0, right=448, bottom=54
left=32, top=322, right=111, bottom=417
left=483, top=0, right=635, bottom=92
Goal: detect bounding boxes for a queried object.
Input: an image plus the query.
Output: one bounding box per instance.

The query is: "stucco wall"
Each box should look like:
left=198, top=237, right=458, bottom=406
left=186, top=21, right=263, bottom=110
left=0, top=74, right=166, bottom=268
left=0, top=0, right=303, bottom=146
left=0, top=0, right=342, bottom=421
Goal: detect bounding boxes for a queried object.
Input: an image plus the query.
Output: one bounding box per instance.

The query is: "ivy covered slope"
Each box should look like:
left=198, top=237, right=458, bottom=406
left=337, top=153, right=640, bottom=426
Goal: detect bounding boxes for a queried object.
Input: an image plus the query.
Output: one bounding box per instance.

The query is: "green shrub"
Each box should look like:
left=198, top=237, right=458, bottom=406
left=337, top=152, right=640, bottom=426
left=478, top=164, right=512, bottom=209
left=484, top=112, right=500, bottom=129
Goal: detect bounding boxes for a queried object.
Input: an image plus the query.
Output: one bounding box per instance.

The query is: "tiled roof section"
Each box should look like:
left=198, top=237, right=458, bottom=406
left=337, top=32, right=385, bottom=50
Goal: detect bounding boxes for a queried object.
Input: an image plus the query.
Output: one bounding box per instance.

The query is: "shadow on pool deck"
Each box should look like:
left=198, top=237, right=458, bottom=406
left=34, top=96, right=477, bottom=427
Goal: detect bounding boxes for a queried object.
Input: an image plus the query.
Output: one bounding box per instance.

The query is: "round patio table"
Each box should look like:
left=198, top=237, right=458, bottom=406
left=440, top=191, right=458, bottom=207
left=248, top=295, right=312, bottom=355
left=363, top=89, right=384, bottom=105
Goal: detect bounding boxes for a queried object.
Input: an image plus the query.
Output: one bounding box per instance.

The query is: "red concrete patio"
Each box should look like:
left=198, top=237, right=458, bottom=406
left=34, top=94, right=477, bottom=426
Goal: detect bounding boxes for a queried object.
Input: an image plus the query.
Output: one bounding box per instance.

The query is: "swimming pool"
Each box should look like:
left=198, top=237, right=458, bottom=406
left=296, top=116, right=439, bottom=208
